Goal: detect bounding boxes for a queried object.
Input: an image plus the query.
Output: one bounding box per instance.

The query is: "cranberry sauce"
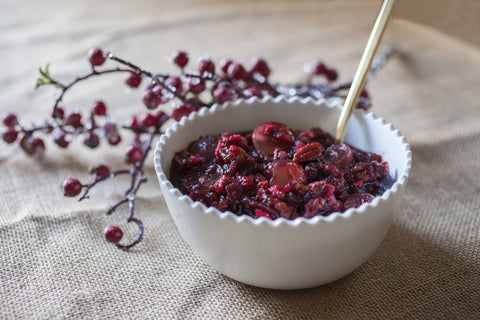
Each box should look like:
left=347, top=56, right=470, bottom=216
left=170, top=122, right=392, bottom=220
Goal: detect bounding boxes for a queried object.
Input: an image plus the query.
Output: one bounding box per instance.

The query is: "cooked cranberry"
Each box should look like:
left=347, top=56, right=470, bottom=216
left=2, top=126, right=18, bottom=144
left=343, top=193, right=375, bottom=210
left=91, top=101, right=107, bottom=116
left=125, top=71, right=142, bottom=88
left=2, top=113, right=18, bottom=126
left=88, top=48, right=106, bottom=66
left=62, top=178, right=82, bottom=197
left=252, top=122, right=295, bottom=155
left=172, top=50, right=189, bottom=68
left=170, top=122, right=391, bottom=220
left=104, top=225, right=123, bottom=243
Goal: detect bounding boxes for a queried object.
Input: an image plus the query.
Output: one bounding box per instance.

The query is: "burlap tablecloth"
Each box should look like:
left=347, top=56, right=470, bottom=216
left=1, top=0, right=479, bottom=319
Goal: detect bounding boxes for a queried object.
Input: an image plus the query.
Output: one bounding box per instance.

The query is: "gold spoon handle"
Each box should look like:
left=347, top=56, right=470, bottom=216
left=335, top=0, right=396, bottom=142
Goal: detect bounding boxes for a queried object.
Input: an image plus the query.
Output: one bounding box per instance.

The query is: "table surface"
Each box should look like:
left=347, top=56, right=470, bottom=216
left=1, top=0, right=479, bottom=319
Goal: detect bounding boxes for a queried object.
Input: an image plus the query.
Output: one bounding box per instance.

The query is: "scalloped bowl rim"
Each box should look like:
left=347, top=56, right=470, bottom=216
left=154, top=96, right=411, bottom=228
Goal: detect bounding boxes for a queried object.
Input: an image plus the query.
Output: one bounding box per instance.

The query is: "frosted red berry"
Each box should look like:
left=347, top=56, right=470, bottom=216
left=66, top=111, right=82, bottom=127
left=187, top=78, right=206, bottom=95
left=91, top=101, right=107, bottom=116
left=227, top=62, right=247, bottom=80
left=312, top=61, right=326, bottom=75
left=104, top=225, right=123, bottom=244
left=54, top=107, right=65, bottom=119
left=250, top=57, right=270, bottom=78
left=2, top=113, right=18, bottom=126
left=172, top=50, right=189, bottom=68
left=84, top=132, right=100, bottom=149
left=142, top=89, right=162, bottom=109
left=139, top=112, right=157, bottom=128
left=220, top=59, right=233, bottom=74
left=125, top=72, right=142, bottom=88
left=2, top=126, right=18, bottom=144
left=54, top=132, right=70, bottom=148
left=62, top=178, right=82, bottom=197
left=165, top=77, right=182, bottom=93
left=88, top=48, right=106, bottom=66
left=213, top=87, right=234, bottom=104
left=126, top=145, right=144, bottom=164
left=197, top=57, right=215, bottom=74
left=325, top=68, right=338, bottom=81
left=91, top=164, right=110, bottom=179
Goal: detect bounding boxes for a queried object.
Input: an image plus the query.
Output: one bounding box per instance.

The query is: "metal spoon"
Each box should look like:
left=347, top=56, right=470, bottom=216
left=335, top=0, right=396, bottom=142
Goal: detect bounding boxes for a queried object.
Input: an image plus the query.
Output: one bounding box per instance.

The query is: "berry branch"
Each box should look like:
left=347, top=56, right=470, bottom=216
left=1, top=47, right=395, bottom=249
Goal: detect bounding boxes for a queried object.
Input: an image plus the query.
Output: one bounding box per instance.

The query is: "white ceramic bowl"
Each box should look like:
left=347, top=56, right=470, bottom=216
left=154, top=96, right=411, bottom=290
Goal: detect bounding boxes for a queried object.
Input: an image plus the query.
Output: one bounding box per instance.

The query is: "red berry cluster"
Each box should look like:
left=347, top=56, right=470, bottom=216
left=0, top=47, right=387, bottom=249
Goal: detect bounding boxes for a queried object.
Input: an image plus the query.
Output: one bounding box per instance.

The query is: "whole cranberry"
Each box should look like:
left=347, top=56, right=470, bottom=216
left=172, top=50, right=189, bottom=68
left=91, top=101, right=107, bottom=116
left=65, top=111, right=82, bottom=127
left=227, top=62, right=247, bottom=80
left=126, top=145, right=144, bottom=164
left=250, top=57, right=270, bottom=78
left=88, top=48, right=106, bottom=66
left=197, top=57, right=215, bottom=74
left=2, top=126, right=18, bottom=144
left=62, top=178, right=82, bottom=197
left=104, top=225, right=123, bottom=244
left=2, top=113, right=18, bottom=126
left=125, top=72, right=142, bottom=88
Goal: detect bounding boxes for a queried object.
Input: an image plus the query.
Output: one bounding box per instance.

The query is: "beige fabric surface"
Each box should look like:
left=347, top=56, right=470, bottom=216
left=1, top=0, right=479, bottom=319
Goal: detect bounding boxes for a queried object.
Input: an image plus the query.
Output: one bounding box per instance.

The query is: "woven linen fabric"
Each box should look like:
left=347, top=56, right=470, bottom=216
left=1, top=0, right=479, bottom=319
